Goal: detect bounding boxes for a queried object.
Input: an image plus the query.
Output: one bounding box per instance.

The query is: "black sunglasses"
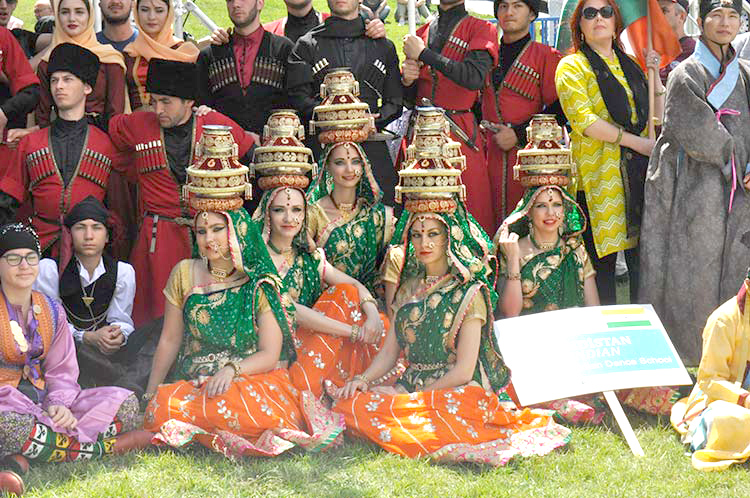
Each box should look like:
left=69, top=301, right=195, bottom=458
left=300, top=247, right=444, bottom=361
left=582, top=6, right=614, bottom=19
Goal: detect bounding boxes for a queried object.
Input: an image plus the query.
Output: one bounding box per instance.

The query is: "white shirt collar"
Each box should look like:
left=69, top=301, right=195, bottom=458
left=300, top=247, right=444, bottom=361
left=78, top=257, right=105, bottom=287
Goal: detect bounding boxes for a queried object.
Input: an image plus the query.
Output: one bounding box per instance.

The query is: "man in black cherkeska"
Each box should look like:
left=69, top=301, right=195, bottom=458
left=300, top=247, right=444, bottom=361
left=197, top=0, right=292, bottom=138
left=286, top=0, right=402, bottom=207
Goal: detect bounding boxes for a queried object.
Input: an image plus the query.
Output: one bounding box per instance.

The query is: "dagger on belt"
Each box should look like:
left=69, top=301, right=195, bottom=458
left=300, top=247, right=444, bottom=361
left=419, top=98, right=479, bottom=151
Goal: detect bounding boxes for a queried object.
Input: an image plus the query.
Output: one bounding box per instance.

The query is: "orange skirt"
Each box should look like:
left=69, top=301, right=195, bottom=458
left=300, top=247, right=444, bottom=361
left=143, top=368, right=344, bottom=457
left=333, top=384, right=571, bottom=466
left=290, top=284, right=389, bottom=397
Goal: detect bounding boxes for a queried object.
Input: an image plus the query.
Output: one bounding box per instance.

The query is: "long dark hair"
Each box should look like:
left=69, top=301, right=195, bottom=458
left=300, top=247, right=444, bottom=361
left=569, top=0, right=625, bottom=53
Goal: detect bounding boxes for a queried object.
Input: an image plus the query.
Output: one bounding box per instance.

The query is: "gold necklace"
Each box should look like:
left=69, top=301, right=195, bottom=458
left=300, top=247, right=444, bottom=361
left=209, top=265, right=234, bottom=282
left=330, top=194, right=356, bottom=219
left=530, top=227, right=559, bottom=251
left=423, top=275, right=442, bottom=285
left=81, top=280, right=97, bottom=307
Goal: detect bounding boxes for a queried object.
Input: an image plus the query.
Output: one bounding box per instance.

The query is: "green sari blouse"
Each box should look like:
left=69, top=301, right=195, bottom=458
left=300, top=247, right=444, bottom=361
left=164, top=208, right=297, bottom=380
left=496, top=185, right=593, bottom=316
left=307, top=142, right=395, bottom=296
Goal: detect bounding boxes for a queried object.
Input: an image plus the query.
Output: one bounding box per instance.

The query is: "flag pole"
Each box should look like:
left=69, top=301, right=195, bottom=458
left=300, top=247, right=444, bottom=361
left=408, top=0, right=417, bottom=36
left=647, top=0, right=656, bottom=139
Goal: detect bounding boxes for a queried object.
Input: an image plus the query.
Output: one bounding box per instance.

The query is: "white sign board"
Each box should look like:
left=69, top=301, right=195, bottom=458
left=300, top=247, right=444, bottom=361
left=494, top=304, right=692, bottom=407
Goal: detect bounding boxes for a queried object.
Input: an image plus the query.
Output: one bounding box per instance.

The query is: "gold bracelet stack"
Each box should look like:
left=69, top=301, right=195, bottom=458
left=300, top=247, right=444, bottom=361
left=350, top=324, right=361, bottom=342
left=226, top=361, right=242, bottom=378
left=506, top=271, right=521, bottom=281
left=353, top=373, right=369, bottom=386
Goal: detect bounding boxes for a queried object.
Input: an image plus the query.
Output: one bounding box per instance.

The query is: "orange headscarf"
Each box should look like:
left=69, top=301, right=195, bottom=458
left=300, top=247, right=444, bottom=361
left=41, top=0, right=125, bottom=69
left=124, top=0, right=198, bottom=62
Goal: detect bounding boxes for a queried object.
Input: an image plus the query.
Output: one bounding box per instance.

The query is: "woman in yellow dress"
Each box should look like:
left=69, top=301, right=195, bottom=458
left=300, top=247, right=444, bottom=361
left=555, top=0, right=663, bottom=304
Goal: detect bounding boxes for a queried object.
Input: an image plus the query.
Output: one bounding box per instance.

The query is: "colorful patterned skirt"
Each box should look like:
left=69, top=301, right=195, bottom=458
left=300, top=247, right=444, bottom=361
left=143, top=368, right=344, bottom=457
left=290, top=284, right=389, bottom=398
left=332, top=384, right=571, bottom=466
left=533, top=387, right=679, bottom=425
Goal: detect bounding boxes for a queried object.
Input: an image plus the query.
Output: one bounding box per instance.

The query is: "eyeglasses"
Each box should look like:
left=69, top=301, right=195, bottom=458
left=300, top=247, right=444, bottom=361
left=2, top=253, right=40, bottom=266
left=582, top=5, right=614, bottom=19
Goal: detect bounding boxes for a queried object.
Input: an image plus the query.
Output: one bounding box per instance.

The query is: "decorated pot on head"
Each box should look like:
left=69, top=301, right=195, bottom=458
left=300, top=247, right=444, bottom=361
left=252, top=110, right=318, bottom=250
left=183, top=125, right=252, bottom=211
left=252, top=110, right=316, bottom=191
left=513, top=114, right=575, bottom=188
left=310, top=68, right=373, bottom=144
left=397, top=106, right=466, bottom=214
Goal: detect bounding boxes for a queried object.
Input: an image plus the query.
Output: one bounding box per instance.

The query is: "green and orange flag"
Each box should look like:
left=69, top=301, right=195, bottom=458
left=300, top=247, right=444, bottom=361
left=556, top=0, right=682, bottom=69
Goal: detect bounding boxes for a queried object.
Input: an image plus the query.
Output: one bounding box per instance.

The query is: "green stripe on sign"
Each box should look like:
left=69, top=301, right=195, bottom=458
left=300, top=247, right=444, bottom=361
left=607, top=320, right=651, bottom=328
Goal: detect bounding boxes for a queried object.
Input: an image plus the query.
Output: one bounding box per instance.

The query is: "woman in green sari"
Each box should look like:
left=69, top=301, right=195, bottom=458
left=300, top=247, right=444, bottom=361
left=252, top=184, right=387, bottom=398
left=495, top=186, right=675, bottom=423
left=141, top=130, right=344, bottom=458
left=251, top=112, right=388, bottom=398
left=495, top=185, right=599, bottom=316
left=306, top=141, right=396, bottom=298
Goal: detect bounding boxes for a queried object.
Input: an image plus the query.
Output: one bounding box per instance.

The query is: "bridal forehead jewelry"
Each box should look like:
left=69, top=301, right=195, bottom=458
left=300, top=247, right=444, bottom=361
left=201, top=211, right=209, bottom=220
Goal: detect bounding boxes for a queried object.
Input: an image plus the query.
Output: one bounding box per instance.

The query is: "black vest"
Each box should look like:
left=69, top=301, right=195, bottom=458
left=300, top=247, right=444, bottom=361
left=197, top=30, right=293, bottom=134
left=59, top=255, right=118, bottom=332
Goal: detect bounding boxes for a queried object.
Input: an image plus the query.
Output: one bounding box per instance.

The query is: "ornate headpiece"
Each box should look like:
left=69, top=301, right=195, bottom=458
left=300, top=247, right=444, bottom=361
left=310, top=68, right=374, bottom=144
left=252, top=110, right=315, bottom=190
left=513, top=114, right=575, bottom=188
left=183, top=125, right=252, bottom=212
left=395, top=106, right=466, bottom=214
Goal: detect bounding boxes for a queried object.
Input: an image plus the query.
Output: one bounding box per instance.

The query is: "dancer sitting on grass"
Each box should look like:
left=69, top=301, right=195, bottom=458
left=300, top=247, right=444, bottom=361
left=142, top=126, right=344, bottom=458
left=331, top=109, right=570, bottom=466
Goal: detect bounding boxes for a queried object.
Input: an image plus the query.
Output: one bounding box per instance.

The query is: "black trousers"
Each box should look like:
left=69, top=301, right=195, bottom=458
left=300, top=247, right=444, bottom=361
left=577, top=192, right=640, bottom=305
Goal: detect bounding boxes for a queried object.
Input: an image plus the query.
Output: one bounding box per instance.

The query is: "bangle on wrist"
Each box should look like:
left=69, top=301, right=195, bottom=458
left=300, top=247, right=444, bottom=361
left=142, top=391, right=155, bottom=402
left=353, top=373, right=369, bottom=386
left=614, top=127, right=624, bottom=146
left=226, top=361, right=242, bottom=378
left=350, top=324, right=361, bottom=342
left=506, top=271, right=521, bottom=281
left=360, top=296, right=377, bottom=308
left=655, top=87, right=666, bottom=96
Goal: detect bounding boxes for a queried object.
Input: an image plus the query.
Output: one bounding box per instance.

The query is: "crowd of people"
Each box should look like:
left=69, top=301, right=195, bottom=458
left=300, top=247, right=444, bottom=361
left=1, top=0, right=750, bottom=492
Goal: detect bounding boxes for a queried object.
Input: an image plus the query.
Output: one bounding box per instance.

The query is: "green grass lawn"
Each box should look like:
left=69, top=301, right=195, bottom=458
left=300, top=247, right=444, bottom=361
left=14, top=412, right=750, bottom=497
left=7, top=2, right=749, bottom=496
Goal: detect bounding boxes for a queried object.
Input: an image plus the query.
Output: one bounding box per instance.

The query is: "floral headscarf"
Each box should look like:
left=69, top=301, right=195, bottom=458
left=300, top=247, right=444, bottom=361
left=190, top=208, right=297, bottom=362
left=252, top=186, right=317, bottom=255
left=306, top=142, right=382, bottom=207
left=496, top=185, right=586, bottom=243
